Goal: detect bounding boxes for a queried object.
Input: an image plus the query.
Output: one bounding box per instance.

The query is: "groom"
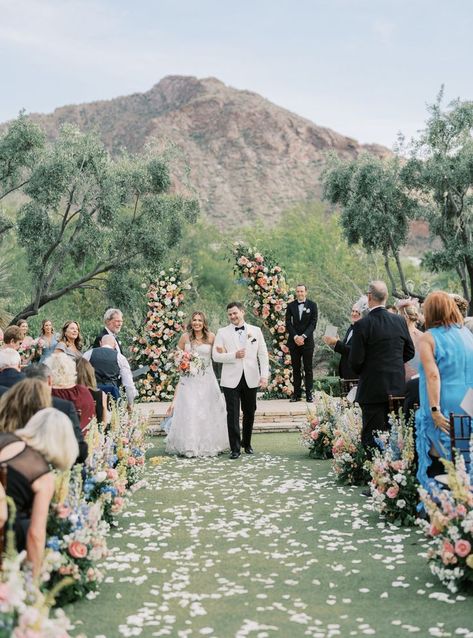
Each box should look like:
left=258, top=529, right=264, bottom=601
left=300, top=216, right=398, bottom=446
left=213, top=301, right=269, bottom=459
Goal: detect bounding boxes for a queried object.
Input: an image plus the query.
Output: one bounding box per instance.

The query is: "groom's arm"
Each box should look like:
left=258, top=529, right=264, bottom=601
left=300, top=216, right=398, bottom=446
left=256, top=328, right=270, bottom=380
left=212, top=330, right=237, bottom=363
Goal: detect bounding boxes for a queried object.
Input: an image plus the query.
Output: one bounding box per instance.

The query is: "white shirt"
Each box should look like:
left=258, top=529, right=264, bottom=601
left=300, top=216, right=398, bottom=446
left=83, top=345, right=137, bottom=404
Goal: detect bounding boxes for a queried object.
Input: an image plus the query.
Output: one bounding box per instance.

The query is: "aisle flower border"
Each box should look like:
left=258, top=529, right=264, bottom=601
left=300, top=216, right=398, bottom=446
left=233, top=243, right=293, bottom=397
left=130, top=266, right=191, bottom=402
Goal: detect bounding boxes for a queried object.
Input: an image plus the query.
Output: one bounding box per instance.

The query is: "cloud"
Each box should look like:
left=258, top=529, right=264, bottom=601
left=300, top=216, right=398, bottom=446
left=372, top=18, right=396, bottom=43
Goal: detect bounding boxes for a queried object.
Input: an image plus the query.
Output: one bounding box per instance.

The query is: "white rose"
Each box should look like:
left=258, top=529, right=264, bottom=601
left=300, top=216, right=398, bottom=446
left=396, top=499, right=406, bottom=509
left=95, top=471, right=107, bottom=482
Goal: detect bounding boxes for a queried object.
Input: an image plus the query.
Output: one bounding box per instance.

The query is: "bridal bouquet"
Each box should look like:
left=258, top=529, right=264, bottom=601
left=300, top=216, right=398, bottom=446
left=173, top=349, right=207, bottom=377
left=369, top=413, right=418, bottom=525
left=418, top=453, right=473, bottom=593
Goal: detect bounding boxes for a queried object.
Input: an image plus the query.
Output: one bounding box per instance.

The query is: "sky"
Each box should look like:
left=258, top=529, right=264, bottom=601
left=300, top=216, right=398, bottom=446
left=1, top=0, right=472, bottom=148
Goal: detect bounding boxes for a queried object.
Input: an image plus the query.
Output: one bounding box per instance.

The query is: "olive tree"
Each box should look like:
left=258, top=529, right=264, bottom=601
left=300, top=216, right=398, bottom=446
left=7, top=122, right=197, bottom=322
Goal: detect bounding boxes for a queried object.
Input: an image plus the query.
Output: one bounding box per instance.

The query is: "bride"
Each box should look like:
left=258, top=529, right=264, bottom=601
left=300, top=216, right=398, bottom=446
left=165, top=311, right=229, bottom=457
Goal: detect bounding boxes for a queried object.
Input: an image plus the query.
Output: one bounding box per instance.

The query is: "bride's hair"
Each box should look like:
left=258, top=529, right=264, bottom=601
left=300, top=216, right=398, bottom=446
left=187, top=311, right=210, bottom=343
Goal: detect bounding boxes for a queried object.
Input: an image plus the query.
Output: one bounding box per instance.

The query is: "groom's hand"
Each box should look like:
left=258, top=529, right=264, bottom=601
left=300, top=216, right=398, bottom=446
left=259, top=377, right=268, bottom=389
left=235, top=348, right=246, bottom=359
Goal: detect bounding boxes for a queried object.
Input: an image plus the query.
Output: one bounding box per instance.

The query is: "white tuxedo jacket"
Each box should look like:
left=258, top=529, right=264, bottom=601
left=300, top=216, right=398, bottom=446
left=212, top=323, right=270, bottom=389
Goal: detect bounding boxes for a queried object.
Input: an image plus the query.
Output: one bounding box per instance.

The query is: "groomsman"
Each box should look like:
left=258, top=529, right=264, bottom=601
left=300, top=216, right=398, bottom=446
left=285, top=284, right=318, bottom=402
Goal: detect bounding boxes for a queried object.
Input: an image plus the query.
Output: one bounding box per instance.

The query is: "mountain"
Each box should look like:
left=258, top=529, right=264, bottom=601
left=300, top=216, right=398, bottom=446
left=18, top=76, right=392, bottom=228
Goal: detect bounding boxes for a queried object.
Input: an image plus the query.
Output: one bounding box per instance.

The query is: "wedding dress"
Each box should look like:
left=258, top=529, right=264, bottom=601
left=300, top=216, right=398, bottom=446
left=165, top=343, right=229, bottom=457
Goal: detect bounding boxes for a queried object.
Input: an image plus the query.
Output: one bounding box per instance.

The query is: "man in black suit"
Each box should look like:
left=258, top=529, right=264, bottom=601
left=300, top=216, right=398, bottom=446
left=93, top=308, right=124, bottom=352
left=349, top=280, right=415, bottom=452
left=0, top=348, right=25, bottom=388
left=285, top=284, right=318, bottom=402
left=323, top=302, right=365, bottom=380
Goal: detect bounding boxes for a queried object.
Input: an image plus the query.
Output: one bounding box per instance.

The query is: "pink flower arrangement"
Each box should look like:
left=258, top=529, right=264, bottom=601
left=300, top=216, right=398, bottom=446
left=68, top=541, right=88, bottom=559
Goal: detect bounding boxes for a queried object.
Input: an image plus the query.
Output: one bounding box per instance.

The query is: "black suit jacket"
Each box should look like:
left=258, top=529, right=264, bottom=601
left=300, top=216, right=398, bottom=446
left=285, top=299, right=318, bottom=349
left=334, top=325, right=357, bottom=379
left=349, top=307, right=415, bottom=404
left=93, top=328, right=123, bottom=352
left=0, top=368, right=25, bottom=388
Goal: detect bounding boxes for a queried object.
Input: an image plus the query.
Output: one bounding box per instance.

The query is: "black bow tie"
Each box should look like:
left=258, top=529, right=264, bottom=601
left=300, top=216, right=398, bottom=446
left=298, top=302, right=305, bottom=305
left=235, top=326, right=245, bottom=331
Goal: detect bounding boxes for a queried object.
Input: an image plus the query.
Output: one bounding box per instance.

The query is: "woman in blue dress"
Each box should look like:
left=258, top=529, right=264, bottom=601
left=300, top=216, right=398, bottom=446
left=416, top=291, right=473, bottom=489
left=37, top=319, right=58, bottom=363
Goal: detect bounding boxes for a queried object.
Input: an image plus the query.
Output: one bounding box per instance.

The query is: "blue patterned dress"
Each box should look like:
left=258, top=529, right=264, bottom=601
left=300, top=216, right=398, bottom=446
left=416, top=324, right=473, bottom=489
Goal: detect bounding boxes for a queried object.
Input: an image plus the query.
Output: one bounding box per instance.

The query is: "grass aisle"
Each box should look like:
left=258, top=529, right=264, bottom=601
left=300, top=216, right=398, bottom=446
left=70, top=433, right=472, bottom=638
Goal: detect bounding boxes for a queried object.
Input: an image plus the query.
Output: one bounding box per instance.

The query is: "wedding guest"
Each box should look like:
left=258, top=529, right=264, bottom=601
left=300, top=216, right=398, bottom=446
left=349, top=280, right=415, bottom=452
left=386, top=304, right=398, bottom=315
left=0, top=378, right=52, bottom=432
left=323, top=297, right=367, bottom=380
left=416, top=291, right=473, bottom=489
left=55, top=320, right=83, bottom=361
left=93, top=308, right=124, bottom=353
left=37, top=319, right=58, bottom=362
left=83, top=335, right=137, bottom=406
left=76, top=357, right=108, bottom=424
left=24, top=363, right=88, bottom=463
left=0, top=408, right=78, bottom=576
left=0, top=348, right=25, bottom=389
left=1, top=326, right=22, bottom=351
left=285, top=284, right=318, bottom=402
left=16, top=319, right=35, bottom=366
left=450, top=293, right=469, bottom=318
left=397, top=299, right=423, bottom=380
left=46, top=352, right=95, bottom=433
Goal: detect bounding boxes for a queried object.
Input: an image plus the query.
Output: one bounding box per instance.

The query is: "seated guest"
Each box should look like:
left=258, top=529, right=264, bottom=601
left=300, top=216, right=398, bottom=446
left=0, top=348, right=25, bottom=389
left=1, top=326, right=22, bottom=351
left=397, top=299, right=423, bottom=380
left=83, top=335, right=138, bottom=407
left=322, top=297, right=367, bottom=380
left=76, top=358, right=108, bottom=424
left=24, top=364, right=88, bottom=463
left=0, top=408, right=78, bottom=577
left=0, top=378, right=52, bottom=432
left=46, top=353, right=95, bottom=433
left=37, top=319, right=58, bottom=363
left=416, top=291, right=473, bottom=489
left=54, top=320, right=83, bottom=361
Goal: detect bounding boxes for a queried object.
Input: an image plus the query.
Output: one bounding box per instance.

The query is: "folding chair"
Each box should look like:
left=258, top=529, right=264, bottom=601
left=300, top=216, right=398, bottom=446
left=449, top=413, right=472, bottom=473
left=0, top=463, right=7, bottom=570
left=388, top=395, right=405, bottom=415
left=339, top=378, right=358, bottom=398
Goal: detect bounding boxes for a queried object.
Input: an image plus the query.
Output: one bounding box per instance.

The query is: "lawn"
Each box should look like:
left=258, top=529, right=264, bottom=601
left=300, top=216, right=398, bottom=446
left=68, top=433, right=473, bottom=638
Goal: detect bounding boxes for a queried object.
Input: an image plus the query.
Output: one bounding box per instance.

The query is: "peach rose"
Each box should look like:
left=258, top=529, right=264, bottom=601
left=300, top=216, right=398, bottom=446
left=454, top=539, right=471, bottom=558
left=128, top=457, right=136, bottom=466
left=386, top=485, right=399, bottom=499
left=68, top=541, right=88, bottom=559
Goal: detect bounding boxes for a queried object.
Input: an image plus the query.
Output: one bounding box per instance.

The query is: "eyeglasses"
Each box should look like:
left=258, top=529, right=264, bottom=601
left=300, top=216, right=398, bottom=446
left=351, top=309, right=360, bottom=314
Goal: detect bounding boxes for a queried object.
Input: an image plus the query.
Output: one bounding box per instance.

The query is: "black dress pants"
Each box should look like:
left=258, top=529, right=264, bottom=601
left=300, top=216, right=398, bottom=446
left=360, top=402, right=390, bottom=452
left=222, top=374, right=257, bottom=453
left=289, top=345, right=314, bottom=398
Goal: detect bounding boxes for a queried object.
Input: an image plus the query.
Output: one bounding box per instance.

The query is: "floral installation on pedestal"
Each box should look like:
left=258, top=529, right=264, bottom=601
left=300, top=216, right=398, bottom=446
left=131, top=266, right=192, bottom=402
left=331, top=404, right=369, bottom=485
left=418, top=450, right=473, bottom=593
left=369, top=412, right=419, bottom=526
left=39, top=405, right=149, bottom=607
left=300, top=392, right=342, bottom=459
left=233, top=242, right=293, bottom=397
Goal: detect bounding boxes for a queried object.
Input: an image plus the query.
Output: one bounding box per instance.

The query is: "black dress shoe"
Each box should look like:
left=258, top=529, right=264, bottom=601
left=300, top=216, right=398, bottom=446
left=244, top=446, right=254, bottom=455
left=229, top=451, right=241, bottom=460
left=306, top=394, right=314, bottom=403
left=289, top=396, right=301, bottom=402
left=361, top=489, right=371, bottom=497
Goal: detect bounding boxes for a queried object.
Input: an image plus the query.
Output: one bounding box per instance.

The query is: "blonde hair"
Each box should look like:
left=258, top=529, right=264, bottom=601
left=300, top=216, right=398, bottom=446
left=16, top=408, right=78, bottom=471
left=0, top=378, right=52, bottom=433
left=44, top=352, right=77, bottom=387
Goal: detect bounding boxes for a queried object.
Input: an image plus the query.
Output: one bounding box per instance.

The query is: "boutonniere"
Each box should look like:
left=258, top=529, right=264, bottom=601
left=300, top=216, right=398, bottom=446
left=247, top=332, right=257, bottom=344
left=304, top=308, right=310, bottom=314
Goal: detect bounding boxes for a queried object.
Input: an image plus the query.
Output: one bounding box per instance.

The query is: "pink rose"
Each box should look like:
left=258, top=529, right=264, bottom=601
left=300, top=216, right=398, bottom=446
left=254, top=254, right=264, bottom=263
left=107, top=468, right=118, bottom=480
left=456, top=504, right=467, bottom=517
left=386, top=485, right=399, bottom=499
left=128, top=457, right=136, bottom=466
left=455, top=539, right=471, bottom=558
left=68, top=541, right=88, bottom=559
left=0, top=582, right=10, bottom=603
left=310, top=430, right=319, bottom=440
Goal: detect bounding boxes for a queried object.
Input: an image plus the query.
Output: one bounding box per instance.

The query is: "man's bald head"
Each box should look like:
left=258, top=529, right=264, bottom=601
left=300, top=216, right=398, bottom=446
left=101, top=334, right=117, bottom=349
left=367, top=280, right=388, bottom=306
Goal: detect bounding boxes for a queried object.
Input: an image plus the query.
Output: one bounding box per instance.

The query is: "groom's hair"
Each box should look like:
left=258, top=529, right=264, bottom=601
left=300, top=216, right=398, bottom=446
left=226, top=301, right=244, bottom=311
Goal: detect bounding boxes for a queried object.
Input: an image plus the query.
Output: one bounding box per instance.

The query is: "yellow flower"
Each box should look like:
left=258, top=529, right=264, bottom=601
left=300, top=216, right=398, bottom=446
left=466, top=554, right=473, bottom=569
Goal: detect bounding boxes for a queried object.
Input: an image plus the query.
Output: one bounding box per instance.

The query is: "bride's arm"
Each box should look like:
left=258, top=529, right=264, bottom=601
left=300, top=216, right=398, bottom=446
left=177, top=334, right=188, bottom=350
